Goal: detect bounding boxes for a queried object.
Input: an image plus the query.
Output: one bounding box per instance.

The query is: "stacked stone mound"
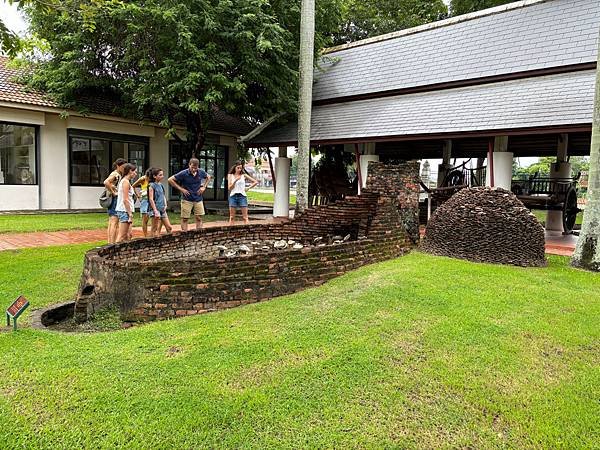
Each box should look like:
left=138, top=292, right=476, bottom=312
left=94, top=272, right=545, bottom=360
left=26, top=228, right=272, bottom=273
left=422, top=187, right=546, bottom=267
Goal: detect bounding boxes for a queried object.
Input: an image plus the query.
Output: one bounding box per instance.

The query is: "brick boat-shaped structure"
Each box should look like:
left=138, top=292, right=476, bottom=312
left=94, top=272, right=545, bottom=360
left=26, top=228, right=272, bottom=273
left=74, top=162, right=420, bottom=322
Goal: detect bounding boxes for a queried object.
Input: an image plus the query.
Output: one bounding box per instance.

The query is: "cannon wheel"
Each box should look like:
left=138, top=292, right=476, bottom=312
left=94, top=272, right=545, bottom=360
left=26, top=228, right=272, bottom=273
left=562, top=186, right=579, bottom=234
left=444, top=170, right=465, bottom=187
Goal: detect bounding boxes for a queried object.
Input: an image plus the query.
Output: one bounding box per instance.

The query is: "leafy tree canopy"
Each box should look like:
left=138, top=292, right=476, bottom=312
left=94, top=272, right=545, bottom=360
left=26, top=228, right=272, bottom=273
left=11, top=0, right=456, bottom=151
left=449, top=0, right=514, bottom=16
left=332, top=0, right=447, bottom=45
left=19, top=0, right=341, bottom=151
left=0, top=15, right=19, bottom=55
left=0, top=0, right=39, bottom=56
left=514, top=156, right=590, bottom=179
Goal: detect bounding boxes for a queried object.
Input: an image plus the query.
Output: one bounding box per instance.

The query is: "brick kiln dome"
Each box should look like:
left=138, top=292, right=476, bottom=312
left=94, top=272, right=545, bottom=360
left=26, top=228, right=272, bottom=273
left=422, top=187, right=546, bottom=267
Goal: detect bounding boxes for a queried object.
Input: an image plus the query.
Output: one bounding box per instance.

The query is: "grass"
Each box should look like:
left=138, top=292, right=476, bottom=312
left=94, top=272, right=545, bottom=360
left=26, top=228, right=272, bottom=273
left=0, top=242, right=101, bottom=316
left=0, top=212, right=222, bottom=234
left=247, top=190, right=296, bottom=205
left=0, top=246, right=598, bottom=448
left=531, top=209, right=584, bottom=227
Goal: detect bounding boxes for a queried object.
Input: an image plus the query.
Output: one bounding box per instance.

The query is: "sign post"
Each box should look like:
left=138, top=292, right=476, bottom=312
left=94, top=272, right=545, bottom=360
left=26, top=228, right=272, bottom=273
left=6, top=296, right=29, bottom=331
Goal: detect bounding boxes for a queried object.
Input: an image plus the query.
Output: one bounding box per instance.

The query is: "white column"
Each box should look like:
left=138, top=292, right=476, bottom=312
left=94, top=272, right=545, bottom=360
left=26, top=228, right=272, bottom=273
left=273, top=156, right=290, bottom=217
left=546, top=134, right=571, bottom=232
left=486, top=136, right=513, bottom=190
left=360, top=155, right=379, bottom=188
left=40, top=114, right=69, bottom=209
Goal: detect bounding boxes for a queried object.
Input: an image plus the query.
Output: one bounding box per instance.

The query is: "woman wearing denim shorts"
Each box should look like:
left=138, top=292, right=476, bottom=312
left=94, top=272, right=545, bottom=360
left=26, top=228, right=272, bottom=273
left=115, top=163, right=137, bottom=242
left=103, top=158, right=127, bottom=244
left=148, top=167, right=173, bottom=237
left=227, top=161, right=258, bottom=224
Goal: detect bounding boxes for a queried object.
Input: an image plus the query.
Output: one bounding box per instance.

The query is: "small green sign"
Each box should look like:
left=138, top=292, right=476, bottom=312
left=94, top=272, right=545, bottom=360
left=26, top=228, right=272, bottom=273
left=6, top=296, right=29, bottom=331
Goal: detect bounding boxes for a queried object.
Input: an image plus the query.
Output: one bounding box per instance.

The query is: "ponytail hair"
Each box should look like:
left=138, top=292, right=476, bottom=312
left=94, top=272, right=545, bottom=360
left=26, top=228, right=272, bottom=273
left=112, top=158, right=127, bottom=170
left=149, top=167, right=163, bottom=182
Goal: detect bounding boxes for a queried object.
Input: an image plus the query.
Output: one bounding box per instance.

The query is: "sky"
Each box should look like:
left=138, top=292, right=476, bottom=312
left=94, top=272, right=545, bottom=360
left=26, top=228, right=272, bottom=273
left=1, top=2, right=27, bottom=35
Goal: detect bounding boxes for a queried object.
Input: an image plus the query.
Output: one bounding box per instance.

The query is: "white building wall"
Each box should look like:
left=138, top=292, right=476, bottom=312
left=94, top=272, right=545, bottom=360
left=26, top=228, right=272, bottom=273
left=149, top=130, right=170, bottom=192
left=67, top=117, right=158, bottom=209
left=40, top=113, right=69, bottom=209
left=0, top=107, right=45, bottom=210
left=1, top=105, right=240, bottom=211
left=0, top=185, right=38, bottom=210
left=66, top=116, right=155, bottom=138
left=220, top=135, right=238, bottom=169
left=0, top=106, right=45, bottom=126
left=69, top=186, right=104, bottom=209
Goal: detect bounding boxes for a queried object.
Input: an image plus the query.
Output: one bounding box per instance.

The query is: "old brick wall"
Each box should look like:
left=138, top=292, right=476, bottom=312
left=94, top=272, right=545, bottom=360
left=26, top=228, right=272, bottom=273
left=421, top=187, right=546, bottom=267
left=366, top=161, right=420, bottom=244
left=75, top=161, right=420, bottom=322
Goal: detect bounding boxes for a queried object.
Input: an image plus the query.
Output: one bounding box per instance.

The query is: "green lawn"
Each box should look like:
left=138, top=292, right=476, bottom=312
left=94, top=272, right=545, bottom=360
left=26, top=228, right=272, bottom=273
left=247, top=190, right=296, bottom=205
left=0, top=212, right=222, bottom=234
left=0, top=247, right=598, bottom=448
left=532, top=209, right=584, bottom=226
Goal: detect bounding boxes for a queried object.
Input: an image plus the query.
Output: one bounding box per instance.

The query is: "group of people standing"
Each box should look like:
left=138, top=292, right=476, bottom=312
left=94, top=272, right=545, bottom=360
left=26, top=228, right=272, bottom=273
left=103, top=157, right=258, bottom=244
left=104, top=160, right=172, bottom=243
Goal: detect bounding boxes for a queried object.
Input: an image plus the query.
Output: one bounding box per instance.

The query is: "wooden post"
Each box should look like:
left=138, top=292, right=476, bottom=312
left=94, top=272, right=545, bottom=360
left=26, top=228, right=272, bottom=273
left=488, top=137, right=495, bottom=187
left=355, top=143, right=362, bottom=195
left=267, top=149, right=276, bottom=192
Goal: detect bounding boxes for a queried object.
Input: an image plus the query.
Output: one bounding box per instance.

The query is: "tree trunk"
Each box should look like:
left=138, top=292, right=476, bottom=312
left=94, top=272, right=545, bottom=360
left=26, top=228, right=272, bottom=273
left=195, top=112, right=206, bottom=157
left=186, top=112, right=208, bottom=158
left=571, top=28, right=600, bottom=271
left=296, top=0, right=315, bottom=214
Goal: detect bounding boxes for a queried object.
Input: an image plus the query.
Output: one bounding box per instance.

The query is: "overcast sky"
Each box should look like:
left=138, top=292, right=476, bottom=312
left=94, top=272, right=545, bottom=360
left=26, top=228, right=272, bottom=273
left=1, top=2, right=27, bottom=35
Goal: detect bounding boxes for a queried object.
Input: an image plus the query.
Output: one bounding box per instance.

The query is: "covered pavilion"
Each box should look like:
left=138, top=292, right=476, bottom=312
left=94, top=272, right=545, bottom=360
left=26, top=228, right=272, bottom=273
left=244, top=0, right=599, bottom=234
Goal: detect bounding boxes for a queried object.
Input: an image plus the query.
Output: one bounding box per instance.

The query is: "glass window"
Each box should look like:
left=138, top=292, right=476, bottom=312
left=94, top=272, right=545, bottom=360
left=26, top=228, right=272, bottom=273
left=71, top=138, right=90, bottom=184
left=112, top=141, right=125, bottom=162
left=69, top=133, right=148, bottom=186
left=90, top=139, right=110, bottom=185
left=168, top=141, right=228, bottom=201
left=128, top=143, right=147, bottom=179
left=0, top=123, right=37, bottom=185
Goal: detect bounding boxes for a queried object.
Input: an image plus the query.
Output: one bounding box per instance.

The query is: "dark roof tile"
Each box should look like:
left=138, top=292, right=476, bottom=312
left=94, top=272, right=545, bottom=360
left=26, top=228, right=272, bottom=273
left=314, top=0, right=599, bottom=101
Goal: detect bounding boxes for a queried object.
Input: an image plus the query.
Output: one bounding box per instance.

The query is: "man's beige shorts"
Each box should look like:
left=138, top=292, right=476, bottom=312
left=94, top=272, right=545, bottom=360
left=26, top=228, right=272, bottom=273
left=180, top=200, right=205, bottom=219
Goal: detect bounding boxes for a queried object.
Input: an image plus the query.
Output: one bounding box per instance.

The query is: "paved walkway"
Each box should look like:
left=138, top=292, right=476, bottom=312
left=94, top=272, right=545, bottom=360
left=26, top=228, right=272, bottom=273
left=543, top=232, right=578, bottom=257
left=1, top=219, right=577, bottom=256
left=417, top=228, right=577, bottom=257
left=0, top=218, right=286, bottom=251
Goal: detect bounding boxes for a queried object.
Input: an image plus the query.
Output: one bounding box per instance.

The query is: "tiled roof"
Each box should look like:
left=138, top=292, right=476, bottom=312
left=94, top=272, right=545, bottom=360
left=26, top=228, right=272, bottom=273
left=0, top=56, right=252, bottom=135
left=313, top=0, right=599, bottom=101
left=250, top=70, right=595, bottom=145
left=0, top=56, right=57, bottom=108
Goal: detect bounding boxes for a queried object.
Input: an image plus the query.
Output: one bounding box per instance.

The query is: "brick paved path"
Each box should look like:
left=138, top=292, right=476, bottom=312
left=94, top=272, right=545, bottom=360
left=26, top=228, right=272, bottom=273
left=1, top=220, right=576, bottom=256
left=0, top=218, right=284, bottom=251
left=417, top=227, right=576, bottom=257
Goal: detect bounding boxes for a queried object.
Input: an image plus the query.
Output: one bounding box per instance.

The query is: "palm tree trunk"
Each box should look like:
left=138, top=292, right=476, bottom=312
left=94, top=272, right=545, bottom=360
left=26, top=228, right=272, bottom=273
left=296, top=0, right=315, bottom=214
left=571, top=27, right=600, bottom=271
